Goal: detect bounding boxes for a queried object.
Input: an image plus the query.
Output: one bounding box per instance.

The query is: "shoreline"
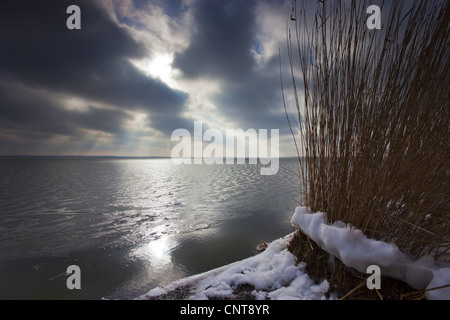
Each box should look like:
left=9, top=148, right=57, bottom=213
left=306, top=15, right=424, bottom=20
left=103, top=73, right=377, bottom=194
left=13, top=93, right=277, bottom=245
left=136, top=233, right=334, bottom=300
left=136, top=206, right=450, bottom=300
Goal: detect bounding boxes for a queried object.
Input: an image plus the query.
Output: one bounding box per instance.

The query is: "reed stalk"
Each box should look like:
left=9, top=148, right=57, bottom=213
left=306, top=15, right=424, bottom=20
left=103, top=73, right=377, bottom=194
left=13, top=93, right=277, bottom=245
left=282, top=0, right=449, bottom=260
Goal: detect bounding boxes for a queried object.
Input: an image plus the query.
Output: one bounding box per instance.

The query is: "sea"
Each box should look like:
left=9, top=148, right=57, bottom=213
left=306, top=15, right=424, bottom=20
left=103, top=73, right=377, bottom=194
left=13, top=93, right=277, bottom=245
left=0, top=158, right=302, bottom=299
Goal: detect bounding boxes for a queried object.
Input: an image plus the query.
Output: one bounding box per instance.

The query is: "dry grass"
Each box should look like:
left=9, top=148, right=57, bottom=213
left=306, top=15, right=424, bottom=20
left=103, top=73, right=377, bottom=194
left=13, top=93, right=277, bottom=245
left=281, top=0, right=449, bottom=299
left=282, top=0, right=449, bottom=259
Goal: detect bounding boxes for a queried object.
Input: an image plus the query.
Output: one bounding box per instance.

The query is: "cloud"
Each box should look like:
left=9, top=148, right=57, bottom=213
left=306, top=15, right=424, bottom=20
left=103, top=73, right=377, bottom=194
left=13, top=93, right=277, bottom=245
left=0, top=0, right=298, bottom=156
left=213, top=70, right=290, bottom=132
left=173, top=0, right=258, bottom=81
left=0, top=80, right=133, bottom=140
left=0, top=0, right=190, bottom=155
left=173, top=0, right=293, bottom=133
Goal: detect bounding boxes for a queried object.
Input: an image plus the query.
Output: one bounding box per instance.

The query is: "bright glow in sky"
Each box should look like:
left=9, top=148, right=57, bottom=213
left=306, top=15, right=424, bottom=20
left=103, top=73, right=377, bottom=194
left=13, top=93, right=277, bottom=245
left=0, top=0, right=301, bottom=157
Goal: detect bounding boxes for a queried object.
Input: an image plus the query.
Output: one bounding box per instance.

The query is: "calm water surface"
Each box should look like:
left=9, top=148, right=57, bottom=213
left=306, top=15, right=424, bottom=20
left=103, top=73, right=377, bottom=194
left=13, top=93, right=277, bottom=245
left=0, top=158, right=301, bottom=299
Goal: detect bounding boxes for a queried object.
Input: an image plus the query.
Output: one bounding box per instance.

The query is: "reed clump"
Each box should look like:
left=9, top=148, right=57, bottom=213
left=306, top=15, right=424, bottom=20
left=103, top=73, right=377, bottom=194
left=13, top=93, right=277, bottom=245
left=282, top=0, right=449, bottom=295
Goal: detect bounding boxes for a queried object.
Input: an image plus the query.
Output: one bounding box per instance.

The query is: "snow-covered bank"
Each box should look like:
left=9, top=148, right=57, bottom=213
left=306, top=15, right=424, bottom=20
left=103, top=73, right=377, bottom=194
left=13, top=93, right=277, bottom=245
left=137, top=206, right=449, bottom=300
left=291, top=207, right=450, bottom=300
left=137, top=234, right=334, bottom=300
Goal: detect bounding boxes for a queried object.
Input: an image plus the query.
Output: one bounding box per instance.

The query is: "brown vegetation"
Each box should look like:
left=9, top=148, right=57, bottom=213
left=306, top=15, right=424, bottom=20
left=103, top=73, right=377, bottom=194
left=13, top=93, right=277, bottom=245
left=282, top=0, right=449, bottom=298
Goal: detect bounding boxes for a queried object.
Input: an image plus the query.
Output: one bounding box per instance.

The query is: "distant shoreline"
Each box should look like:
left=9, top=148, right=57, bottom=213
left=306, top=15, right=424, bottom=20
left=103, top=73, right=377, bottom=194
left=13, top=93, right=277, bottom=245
left=0, top=155, right=169, bottom=160
left=0, top=155, right=300, bottom=160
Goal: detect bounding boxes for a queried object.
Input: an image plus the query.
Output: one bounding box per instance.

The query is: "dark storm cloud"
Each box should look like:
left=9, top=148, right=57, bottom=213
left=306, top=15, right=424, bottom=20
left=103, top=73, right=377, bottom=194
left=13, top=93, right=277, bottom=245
left=173, top=0, right=258, bottom=81
left=215, top=73, right=291, bottom=134
left=173, top=0, right=291, bottom=133
left=0, top=81, right=132, bottom=137
left=0, top=82, right=76, bottom=137
left=0, top=0, right=189, bottom=153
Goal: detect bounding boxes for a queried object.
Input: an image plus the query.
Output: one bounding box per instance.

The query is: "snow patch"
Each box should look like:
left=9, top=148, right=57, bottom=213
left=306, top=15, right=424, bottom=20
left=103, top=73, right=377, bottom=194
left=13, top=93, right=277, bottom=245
left=291, top=207, right=450, bottom=300
left=181, top=235, right=332, bottom=300
left=138, top=235, right=333, bottom=300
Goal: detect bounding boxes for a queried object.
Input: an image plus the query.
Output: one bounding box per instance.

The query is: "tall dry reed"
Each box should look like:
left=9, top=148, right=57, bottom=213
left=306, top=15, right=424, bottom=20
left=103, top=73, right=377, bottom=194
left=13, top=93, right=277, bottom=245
left=282, top=0, right=449, bottom=260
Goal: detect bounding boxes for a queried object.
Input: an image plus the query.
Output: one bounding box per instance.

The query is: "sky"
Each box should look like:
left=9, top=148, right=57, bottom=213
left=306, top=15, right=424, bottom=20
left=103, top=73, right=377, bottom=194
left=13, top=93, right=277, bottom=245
left=0, top=0, right=300, bottom=157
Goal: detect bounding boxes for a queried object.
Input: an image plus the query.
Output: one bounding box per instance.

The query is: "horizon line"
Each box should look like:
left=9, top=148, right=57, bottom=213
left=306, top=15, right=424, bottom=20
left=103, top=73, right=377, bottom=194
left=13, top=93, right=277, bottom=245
left=0, top=155, right=300, bottom=159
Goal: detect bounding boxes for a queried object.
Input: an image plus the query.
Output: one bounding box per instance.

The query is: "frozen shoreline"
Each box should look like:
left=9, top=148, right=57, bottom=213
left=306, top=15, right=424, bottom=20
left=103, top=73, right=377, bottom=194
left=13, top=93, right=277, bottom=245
left=137, top=207, right=450, bottom=300
left=137, top=233, right=333, bottom=300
